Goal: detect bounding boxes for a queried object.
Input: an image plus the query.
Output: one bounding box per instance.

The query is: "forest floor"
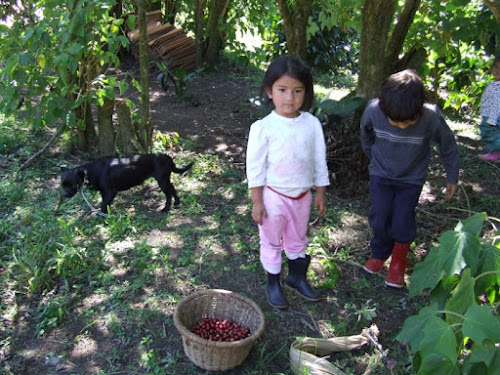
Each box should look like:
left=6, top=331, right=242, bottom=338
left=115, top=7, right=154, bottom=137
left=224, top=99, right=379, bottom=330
left=3, top=60, right=500, bottom=375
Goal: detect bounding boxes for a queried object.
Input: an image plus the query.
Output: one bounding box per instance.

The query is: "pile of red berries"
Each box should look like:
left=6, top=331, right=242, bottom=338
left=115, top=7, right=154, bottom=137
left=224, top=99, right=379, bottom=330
left=190, top=317, right=251, bottom=342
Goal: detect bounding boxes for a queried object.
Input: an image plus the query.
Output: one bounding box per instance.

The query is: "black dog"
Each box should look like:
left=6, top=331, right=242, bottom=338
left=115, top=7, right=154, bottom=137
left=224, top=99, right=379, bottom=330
left=60, top=154, right=193, bottom=213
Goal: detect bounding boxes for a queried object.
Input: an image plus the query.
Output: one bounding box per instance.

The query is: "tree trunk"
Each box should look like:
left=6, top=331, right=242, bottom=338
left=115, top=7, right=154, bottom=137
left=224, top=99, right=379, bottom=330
left=384, top=0, right=422, bottom=77
left=113, top=0, right=123, bottom=19
left=68, top=0, right=98, bottom=152
left=194, top=0, right=206, bottom=67
left=356, top=0, right=397, bottom=100
left=138, top=0, right=151, bottom=150
left=164, top=0, right=177, bottom=25
left=205, top=0, right=230, bottom=64
left=116, top=99, right=144, bottom=156
left=277, top=0, right=313, bottom=60
left=147, top=0, right=161, bottom=11
left=484, top=0, right=500, bottom=23
left=354, top=0, right=424, bottom=180
left=75, top=99, right=96, bottom=151
left=357, top=0, right=425, bottom=100
left=97, top=96, right=115, bottom=156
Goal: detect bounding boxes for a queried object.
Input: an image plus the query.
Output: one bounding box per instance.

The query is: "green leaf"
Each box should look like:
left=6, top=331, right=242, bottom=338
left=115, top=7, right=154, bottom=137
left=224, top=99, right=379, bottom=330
left=316, top=96, right=365, bottom=118
left=463, top=341, right=500, bottom=375
left=438, top=228, right=481, bottom=276
left=420, top=316, right=458, bottom=362
left=396, top=306, right=438, bottom=353
left=463, top=305, right=500, bottom=344
left=410, top=247, right=445, bottom=297
left=430, top=275, right=460, bottom=309
left=118, top=80, right=129, bottom=96
left=460, top=212, right=486, bottom=237
left=126, top=15, right=137, bottom=31
left=444, top=268, right=476, bottom=325
left=476, top=243, right=500, bottom=293
left=417, top=352, right=460, bottom=375
left=67, top=43, right=83, bottom=56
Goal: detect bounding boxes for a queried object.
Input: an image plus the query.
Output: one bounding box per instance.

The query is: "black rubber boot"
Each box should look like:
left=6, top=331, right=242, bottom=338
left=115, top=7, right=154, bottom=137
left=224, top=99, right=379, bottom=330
left=284, top=255, right=320, bottom=301
left=266, top=273, right=289, bottom=309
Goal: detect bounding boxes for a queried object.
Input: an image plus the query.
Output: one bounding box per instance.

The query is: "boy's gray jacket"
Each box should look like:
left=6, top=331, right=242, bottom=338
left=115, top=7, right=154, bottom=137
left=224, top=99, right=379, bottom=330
left=360, top=98, right=459, bottom=186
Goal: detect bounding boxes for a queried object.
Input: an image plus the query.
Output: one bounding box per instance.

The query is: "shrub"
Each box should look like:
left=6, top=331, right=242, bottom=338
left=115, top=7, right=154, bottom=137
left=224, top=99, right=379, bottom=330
left=397, top=212, right=500, bottom=374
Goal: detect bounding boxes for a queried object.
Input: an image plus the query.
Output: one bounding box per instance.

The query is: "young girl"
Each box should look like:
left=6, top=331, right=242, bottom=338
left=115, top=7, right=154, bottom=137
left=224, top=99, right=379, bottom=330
left=479, top=55, right=500, bottom=162
left=246, top=55, right=330, bottom=309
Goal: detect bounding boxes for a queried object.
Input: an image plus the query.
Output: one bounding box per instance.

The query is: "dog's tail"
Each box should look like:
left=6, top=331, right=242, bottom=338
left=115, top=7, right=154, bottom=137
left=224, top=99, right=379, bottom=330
left=173, top=162, right=194, bottom=174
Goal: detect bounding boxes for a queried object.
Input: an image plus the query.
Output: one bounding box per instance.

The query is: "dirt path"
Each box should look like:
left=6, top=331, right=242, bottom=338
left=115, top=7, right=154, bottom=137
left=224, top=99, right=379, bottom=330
left=148, top=69, right=261, bottom=164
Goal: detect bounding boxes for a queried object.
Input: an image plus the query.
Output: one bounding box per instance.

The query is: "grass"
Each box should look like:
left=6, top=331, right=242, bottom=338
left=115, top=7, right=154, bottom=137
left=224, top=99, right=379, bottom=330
left=1, top=78, right=500, bottom=375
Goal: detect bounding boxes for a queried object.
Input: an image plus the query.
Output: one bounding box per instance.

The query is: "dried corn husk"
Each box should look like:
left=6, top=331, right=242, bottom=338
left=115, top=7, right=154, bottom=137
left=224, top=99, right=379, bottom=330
left=290, top=324, right=380, bottom=375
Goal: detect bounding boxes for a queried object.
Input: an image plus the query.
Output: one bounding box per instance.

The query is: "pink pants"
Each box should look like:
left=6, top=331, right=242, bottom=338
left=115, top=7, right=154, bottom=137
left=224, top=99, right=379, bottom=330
left=259, top=187, right=312, bottom=274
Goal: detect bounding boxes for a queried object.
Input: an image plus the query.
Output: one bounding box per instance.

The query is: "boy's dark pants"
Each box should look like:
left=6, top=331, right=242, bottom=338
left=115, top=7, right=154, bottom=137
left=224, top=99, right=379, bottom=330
left=369, top=176, right=423, bottom=260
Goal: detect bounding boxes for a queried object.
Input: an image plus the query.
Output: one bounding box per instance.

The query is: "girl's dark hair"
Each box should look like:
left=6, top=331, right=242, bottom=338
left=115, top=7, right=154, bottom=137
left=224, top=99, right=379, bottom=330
left=261, top=55, right=314, bottom=111
left=379, top=69, right=429, bottom=122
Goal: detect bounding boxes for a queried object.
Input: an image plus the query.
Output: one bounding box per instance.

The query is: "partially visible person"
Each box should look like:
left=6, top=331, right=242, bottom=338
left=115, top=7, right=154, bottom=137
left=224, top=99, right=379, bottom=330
left=478, top=55, right=500, bottom=162
left=360, top=69, right=460, bottom=288
left=246, top=55, right=330, bottom=308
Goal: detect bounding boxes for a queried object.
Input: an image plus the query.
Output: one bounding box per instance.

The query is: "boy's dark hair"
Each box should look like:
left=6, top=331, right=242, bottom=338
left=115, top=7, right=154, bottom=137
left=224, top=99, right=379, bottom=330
left=261, top=55, right=314, bottom=111
left=379, top=69, right=428, bottom=122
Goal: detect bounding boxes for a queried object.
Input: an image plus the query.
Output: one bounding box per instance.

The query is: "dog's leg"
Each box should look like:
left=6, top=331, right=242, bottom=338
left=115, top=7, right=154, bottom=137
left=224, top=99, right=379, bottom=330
left=156, top=177, right=179, bottom=213
left=170, top=184, right=180, bottom=207
left=100, top=191, right=117, bottom=213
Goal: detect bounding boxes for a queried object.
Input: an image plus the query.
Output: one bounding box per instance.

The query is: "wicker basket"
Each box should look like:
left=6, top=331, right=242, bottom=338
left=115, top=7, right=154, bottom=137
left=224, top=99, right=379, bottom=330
left=173, top=289, right=266, bottom=371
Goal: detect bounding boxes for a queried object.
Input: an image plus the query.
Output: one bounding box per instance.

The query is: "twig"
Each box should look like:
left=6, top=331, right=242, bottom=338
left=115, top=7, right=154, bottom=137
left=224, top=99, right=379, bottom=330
left=19, top=122, right=65, bottom=171
left=477, top=157, right=500, bottom=171
left=305, top=307, right=321, bottom=333
left=335, top=258, right=365, bottom=269
left=362, top=325, right=388, bottom=375
left=309, top=216, right=320, bottom=226
left=459, top=184, right=472, bottom=214
left=446, top=207, right=480, bottom=215
left=416, top=206, right=457, bottom=222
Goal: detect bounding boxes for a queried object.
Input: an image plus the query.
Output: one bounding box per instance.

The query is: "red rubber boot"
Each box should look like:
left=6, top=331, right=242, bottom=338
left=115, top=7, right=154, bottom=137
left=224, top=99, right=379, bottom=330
left=385, top=242, right=410, bottom=288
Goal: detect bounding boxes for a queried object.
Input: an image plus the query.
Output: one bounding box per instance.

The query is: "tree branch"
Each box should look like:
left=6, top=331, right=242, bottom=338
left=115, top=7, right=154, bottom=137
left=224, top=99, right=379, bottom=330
left=385, top=0, right=422, bottom=73
left=20, top=122, right=66, bottom=171
left=484, top=0, right=500, bottom=23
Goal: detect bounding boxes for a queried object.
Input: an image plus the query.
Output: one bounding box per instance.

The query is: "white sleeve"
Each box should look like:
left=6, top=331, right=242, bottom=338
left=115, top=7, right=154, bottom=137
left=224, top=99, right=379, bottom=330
left=313, top=118, right=330, bottom=187
left=246, top=120, right=268, bottom=188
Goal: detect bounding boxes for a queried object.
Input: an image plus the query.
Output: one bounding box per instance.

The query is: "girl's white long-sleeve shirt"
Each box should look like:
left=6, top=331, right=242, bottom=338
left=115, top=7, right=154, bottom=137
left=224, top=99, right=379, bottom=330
left=480, top=81, right=500, bottom=125
left=246, top=110, right=330, bottom=197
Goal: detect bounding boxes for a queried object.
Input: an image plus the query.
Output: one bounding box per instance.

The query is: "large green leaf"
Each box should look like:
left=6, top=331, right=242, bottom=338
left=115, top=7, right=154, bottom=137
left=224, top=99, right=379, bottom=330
left=396, top=306, right=438, bottom=353
left=417, top=352, right=460, bottom=375
left=409, top=247, right=445, bottom=297
left=420, top=317, right=458, bottom=362
left=458, top=212, right=487, bottom=237
left=438, top=230, right=471, bottom=275
left=444, top=268, right=476, bottom=326
left=463, top=305, right=500, bottom=344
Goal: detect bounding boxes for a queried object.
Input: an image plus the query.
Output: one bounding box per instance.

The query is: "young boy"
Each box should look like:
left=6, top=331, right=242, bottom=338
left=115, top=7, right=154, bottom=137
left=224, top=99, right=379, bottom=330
left=360, top=69, right=459, bottom=288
